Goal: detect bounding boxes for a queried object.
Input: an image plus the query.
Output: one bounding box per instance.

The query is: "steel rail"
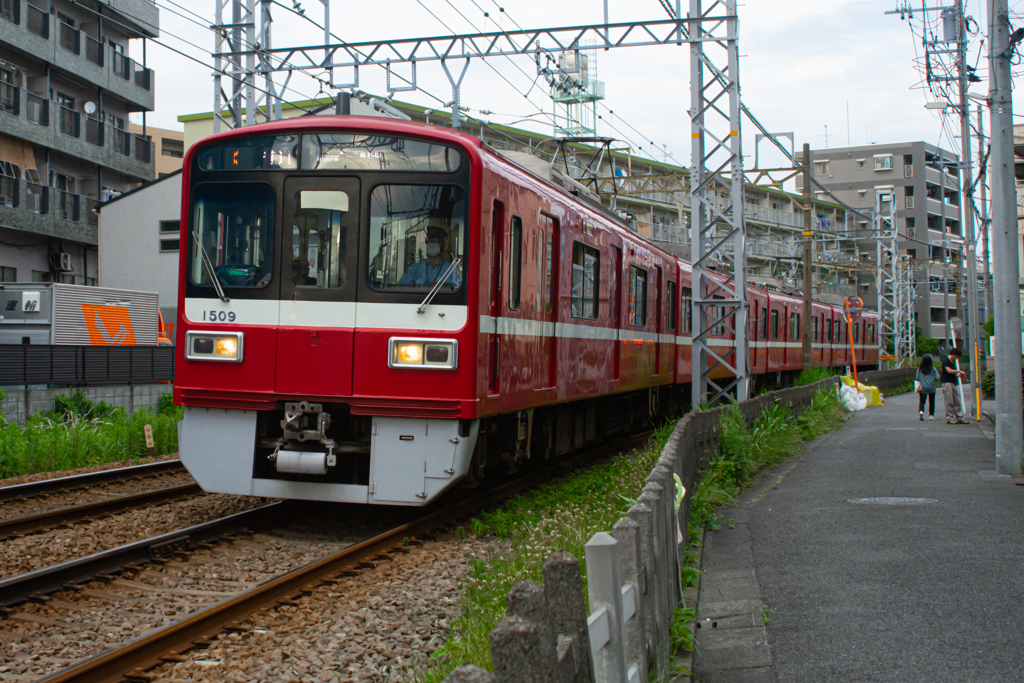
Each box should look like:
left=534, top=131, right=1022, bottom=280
left=0, top=483, right=203, bottom=540
left=0, top=504, right=281, bottom=609
left=39, top=430, right=654, bottom=683
left=0, top=460, right=185, bottom=503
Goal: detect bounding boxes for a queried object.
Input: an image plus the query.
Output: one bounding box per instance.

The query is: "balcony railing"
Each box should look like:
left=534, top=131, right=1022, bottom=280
left=85, top=116, right=103, bottom=146
left=25, top=2, right=45, bottom=37
left=134, top=135, right=152, bottom=163
left=59, top=21, right=79, bottom=54
left=25, top=182, right=47, bottom=214
left=0, top=82, right=18, bottom=115
left=0, top=177, right=17, bottom=207
left=112, top=52, right=131, bottom=79
left=112, top=127, right=130, bottom=155
left=84, top=34, right=103, bottom=66
left=26, top=92, right=47, bottom=125
left=59, top=105, right=79, bottom=137
left=0, top=0, right=17, bottom=24
left=56, top=190, right=78, bottom=220
left=134, top=67, right=150, bottom=90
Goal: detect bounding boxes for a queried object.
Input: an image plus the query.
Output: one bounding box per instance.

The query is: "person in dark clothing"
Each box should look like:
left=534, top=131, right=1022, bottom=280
left=940, top=348, right=967, bottom=423
left=915, top=355, right=940, bottom=420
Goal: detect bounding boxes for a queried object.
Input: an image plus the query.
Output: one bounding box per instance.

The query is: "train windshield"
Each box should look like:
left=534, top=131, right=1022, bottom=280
left=189, top=183, right=275, bottom=289
left=368, top=185, right=466, bottom=292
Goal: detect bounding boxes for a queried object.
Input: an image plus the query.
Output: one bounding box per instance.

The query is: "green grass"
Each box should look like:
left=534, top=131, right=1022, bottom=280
left=417, top=422, right=677, bottom=681
left=0, top=391, right=181, bottom=480
left=887, top=379, right=915, bottom=396
left=689, top=389, right=845, bottom=533
left=793, top=367, right=835, bottom=386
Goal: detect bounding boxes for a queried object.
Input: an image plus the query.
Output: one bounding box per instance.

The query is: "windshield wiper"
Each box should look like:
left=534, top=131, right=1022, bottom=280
left=416, top=256, right=462, bottom=313
left=192, top=229, right=230, bottom=303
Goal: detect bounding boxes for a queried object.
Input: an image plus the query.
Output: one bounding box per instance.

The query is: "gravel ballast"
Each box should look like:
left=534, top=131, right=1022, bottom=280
left=145, top=533, right=493, bottom=683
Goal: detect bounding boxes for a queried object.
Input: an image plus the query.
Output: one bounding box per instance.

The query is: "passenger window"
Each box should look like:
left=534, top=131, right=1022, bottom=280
left=571, top=242, right=600, bottom=320
left=628, top=266, right=648, bottom=326
left=667, top=281, right=677, bottom=332
left=291, top=190, right=348, bottom=288
left=812, top=316, right=818, bottom=342
left=509, top=216, right=522, bottom=310
left=770, top=310, right=779, bottom=340
left=853, top=322, right=860, bottom=342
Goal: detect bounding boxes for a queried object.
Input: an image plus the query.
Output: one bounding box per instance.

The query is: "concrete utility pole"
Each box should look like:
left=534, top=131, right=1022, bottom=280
left=987, top=0, right=1023, bottom=474
left=802, top=143, right=813, bottom=368
left=978, top=103, right=994, bottom=324
left=956, top=2, right=982, bottom=410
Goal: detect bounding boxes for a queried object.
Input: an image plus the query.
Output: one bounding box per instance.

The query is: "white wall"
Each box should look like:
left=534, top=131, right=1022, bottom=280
left=98, top=173, right=182, bottom=318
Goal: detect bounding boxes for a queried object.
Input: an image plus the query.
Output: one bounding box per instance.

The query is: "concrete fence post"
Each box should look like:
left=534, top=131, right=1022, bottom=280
left=505, top=580, right=560, bottom=682
left=638, top=485, right=669, bottom=676
left=653, top=464, right=683, bottom=605
left=627, top=501, right=656, bottom=672
left=584, top=532, right=629, bottom=683
left=490, top=614, right=556, bottom=683
left=612, top=516, right=646, bottom=682
left=442, top=664, right=498, bottom=683
left=542, top=550, right=594, bottom=683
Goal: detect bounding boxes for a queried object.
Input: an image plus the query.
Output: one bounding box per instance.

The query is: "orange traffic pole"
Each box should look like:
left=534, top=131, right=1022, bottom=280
left=846, top=310, right=859, bottom=392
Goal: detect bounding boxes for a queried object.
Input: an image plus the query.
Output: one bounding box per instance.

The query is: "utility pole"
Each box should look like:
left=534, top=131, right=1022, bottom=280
left=978, top=103, right=994, bottom=326
left=940, top=157, right=950, bottom=349
left=801, top=143, right=813, bottom=368
left=987, top=0, right=1023, bottom=474
left=956, top=2, right=982, bottom=414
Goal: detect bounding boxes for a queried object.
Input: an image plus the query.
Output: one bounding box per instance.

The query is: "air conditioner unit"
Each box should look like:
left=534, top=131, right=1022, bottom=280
left=59, top=252, right=72, bottom=271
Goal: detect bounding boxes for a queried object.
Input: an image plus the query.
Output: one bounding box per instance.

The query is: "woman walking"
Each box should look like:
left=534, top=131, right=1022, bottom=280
left=916, top=355, right=940, bottom=421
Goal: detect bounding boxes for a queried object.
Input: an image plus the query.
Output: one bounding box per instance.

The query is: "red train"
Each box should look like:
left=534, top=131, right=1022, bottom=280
left=174, top=116, right=878, bottom=505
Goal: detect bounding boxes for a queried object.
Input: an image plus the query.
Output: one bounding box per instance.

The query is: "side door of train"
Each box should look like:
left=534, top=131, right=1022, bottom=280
left=676, top=262, right=693, bottom=384
left=765, top=293, right=784, bottom=373
left=748, top=287, right=768, bottom=375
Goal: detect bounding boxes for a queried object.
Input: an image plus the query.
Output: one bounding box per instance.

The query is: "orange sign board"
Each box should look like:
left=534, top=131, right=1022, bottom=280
left=81, top=304, right=137, bottom=346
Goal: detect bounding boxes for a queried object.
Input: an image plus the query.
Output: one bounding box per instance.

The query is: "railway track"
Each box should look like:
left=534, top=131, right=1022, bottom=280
left=0, top=430, right=653, bottom=683
left=0, top=461, right=201, bottom=540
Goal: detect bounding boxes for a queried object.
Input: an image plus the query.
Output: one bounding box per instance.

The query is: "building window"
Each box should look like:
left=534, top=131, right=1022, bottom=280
left=907, top=249, right=917, bottom=259
left=571, top=242, right=599, bottom=320
left=857, top=159, right=865, bottom=168
left=628, top=265, right=647, bottom=326
left=57, top=273, right=74, bottom=284
left=930, top=307, right=946, bottom=323
left=906, top=216, right=916, bottom=239
left=159, top=238, right=180, bottom=252
left=85, top=276, right=97, bottom=286
left=873, top=154, right=893, bottom=171
left=31, top=270, right=49, bottom=282
left=0, top=265, right=14, bottom=281
left=813, top=161, right=828, bottom=176
left=159, top=219, right=180, bottom=233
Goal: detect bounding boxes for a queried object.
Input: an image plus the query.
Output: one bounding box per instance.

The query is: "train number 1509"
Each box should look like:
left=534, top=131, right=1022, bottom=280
left=203, top=310, right=236, bottom=322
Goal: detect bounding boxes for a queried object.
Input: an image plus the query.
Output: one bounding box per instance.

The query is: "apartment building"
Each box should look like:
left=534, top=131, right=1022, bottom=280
left=130, top=122, right=181, bottom=179
left=802, top=142, right=967, bottom=342
left=0, top=0, right=157, bottom=287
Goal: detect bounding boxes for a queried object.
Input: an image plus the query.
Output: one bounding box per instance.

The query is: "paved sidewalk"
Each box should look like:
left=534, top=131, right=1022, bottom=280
left=695, top=390, right=1024, bottom=682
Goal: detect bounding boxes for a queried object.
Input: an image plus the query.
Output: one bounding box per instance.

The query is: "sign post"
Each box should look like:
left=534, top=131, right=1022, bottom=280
left=144, top=424, right=155, bottom=459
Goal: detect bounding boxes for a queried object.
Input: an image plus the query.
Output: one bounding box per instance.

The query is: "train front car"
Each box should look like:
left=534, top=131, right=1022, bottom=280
left=174, top=117, right=481, bottom=505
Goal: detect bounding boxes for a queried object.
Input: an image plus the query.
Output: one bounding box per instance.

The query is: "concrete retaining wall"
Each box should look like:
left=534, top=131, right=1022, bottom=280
left=859, top=367, right=915, bottom=391
left=0, top=383, right=173, bottom=424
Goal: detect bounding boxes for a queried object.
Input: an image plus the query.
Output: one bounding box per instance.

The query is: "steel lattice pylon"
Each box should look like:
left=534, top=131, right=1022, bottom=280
left=894, top=255, right=917, bottom=367
left=689, top=0, right=748, bottom=406
left=874, top=190, right=901, bottom=369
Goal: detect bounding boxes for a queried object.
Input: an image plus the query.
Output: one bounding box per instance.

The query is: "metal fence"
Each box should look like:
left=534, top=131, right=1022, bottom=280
left=0, top=345, right=174, bottom=387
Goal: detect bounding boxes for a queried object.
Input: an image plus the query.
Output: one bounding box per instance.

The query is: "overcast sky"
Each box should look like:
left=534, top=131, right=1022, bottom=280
left=134, top=0, right=1014, bottom=169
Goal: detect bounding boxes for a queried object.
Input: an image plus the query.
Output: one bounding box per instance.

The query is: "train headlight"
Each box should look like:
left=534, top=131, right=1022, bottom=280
left=186, top=331, right=244, bottom=363
left=389, top=338, right=458, bottom=370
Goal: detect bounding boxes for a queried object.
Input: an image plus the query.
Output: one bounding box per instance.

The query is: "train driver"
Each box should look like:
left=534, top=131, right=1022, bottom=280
left=398, top=224, right=462, bottom=288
